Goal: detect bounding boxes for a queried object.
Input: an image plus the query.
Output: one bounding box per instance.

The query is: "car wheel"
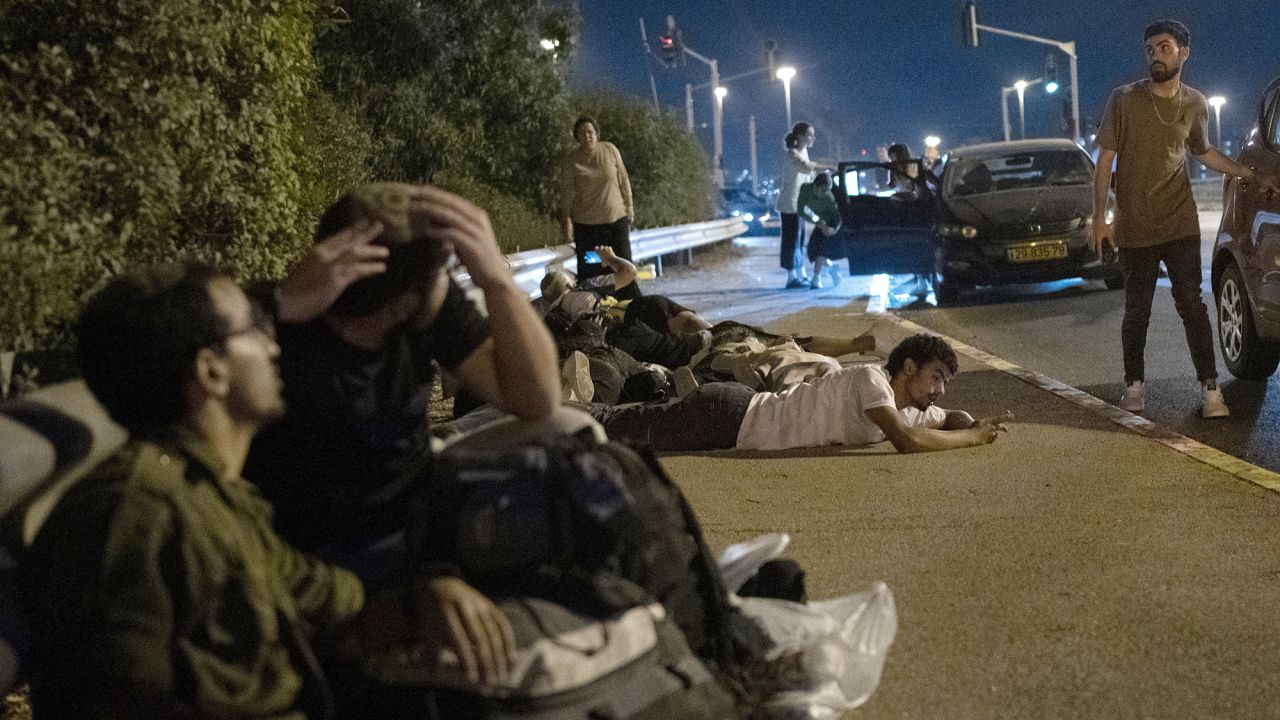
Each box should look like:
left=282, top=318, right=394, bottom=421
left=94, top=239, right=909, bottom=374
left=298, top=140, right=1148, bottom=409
left=1103, top=273, right=1125, bottom=290
left=1217, top=263, right=1280, bottom=379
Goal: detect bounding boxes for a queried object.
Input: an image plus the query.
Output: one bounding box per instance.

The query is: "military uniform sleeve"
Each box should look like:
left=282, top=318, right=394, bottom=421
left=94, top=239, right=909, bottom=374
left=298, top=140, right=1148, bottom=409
left=26, top=483, right=184, bottom=714
left=266, top=524, right=365, bottom=636
left=1097, top=88, right=1122, bottom=152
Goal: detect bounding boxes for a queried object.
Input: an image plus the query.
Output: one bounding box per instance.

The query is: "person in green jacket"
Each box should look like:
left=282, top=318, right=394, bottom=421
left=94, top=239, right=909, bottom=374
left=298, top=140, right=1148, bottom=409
left=797, top=172, right=843, bottom=290
left=22, top=251, right=514, bottom=718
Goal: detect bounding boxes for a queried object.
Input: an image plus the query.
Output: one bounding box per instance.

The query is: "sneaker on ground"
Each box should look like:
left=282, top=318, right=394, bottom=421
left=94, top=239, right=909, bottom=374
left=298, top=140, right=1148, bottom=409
left=1201, top=383, right=1230, bottom=418
left=785, top=278, right=807, bottom=289
left=560, top=350, right=594, bottom=403
left=809, top=278, right=822, bottom=290
left=674, top=365, right=700, bottom=399
left=1119, top=380, right=1145, bottom=412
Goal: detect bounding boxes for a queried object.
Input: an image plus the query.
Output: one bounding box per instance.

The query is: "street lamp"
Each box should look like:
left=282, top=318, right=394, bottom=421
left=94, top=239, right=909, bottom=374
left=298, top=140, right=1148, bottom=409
left=1014, top=79, right=1029, bottom=139
left=924, top=135, right=941, bottom=149
left=1208, top=95, right=1226, bottom=150
left=776, top=65, right=796, bottom=129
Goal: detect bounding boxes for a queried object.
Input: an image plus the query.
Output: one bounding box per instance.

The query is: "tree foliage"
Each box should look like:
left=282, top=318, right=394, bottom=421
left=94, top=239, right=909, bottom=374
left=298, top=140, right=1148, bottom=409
left=0, top=0, right=348, bottom=350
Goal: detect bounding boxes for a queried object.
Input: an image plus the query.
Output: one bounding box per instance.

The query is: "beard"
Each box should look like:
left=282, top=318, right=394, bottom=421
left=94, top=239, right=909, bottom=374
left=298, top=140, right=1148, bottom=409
left=1148, top=61, right=1180, bottom=83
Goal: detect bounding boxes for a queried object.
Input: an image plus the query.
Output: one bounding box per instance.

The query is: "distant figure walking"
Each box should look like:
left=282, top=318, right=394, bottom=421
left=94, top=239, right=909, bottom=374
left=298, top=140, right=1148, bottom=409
left=777, top=122, right=828, bottom=289
left=560, top=115, right=640, bottom=299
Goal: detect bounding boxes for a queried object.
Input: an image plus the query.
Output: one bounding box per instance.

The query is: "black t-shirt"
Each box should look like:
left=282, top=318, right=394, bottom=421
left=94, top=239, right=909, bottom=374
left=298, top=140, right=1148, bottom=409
left=244, top=279, right=488, bottom=553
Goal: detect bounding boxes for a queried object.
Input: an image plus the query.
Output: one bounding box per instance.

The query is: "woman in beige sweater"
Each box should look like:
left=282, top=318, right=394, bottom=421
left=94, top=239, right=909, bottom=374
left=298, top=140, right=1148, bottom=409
left=559, top=115, right=639, bottom=299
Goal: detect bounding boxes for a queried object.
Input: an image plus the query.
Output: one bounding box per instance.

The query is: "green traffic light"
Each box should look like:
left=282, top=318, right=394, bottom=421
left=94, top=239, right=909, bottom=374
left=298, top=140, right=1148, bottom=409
left=1045, top=81, right=1060, bottom=94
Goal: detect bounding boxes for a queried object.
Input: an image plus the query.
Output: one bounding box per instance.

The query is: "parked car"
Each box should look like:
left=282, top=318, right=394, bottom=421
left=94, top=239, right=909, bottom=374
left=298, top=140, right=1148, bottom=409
left=720, top=187, right=780, bottom=234
left=832, top=138, right=1123, bottom=304
left=1212, top=75, right=1280, bottom=379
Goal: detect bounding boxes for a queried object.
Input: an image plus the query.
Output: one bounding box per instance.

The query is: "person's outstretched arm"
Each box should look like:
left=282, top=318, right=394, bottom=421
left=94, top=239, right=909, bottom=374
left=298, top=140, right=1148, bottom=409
left=865, top=406, right=1011, bottom=453
left=595, top=245, right=636, bottom=291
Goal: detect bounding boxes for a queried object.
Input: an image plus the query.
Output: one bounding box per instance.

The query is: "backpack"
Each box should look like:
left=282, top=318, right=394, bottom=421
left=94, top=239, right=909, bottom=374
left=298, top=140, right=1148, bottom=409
left=407, top=438, right=772, bottom=680
left=358, top=595, right=738, bottom=720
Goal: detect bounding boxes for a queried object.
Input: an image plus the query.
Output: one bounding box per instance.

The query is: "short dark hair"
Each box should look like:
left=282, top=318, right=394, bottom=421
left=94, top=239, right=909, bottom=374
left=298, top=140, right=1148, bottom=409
left=887, top=143, right=910, bottom=160
left=813, top=172, right=831, bottom=187
left=1144, top=19, right=1190, bottom=47
left=78, top=263, right=228, bottom=433
left=573, top=115, right=598, bottom=138
left=791, top=122, right=813, bottom=137
left=315, top=188, right=452, bottom=318
left=885, top=334, right=959, bottom=378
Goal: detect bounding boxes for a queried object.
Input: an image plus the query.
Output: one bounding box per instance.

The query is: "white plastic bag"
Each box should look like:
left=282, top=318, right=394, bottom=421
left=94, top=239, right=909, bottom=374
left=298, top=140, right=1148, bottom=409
left=718, top=535, right=898, bottom=719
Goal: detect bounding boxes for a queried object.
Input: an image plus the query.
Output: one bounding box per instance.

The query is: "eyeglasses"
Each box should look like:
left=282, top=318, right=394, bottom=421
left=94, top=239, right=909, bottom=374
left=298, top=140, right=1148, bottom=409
left=223, top=306, right=276, bottom=342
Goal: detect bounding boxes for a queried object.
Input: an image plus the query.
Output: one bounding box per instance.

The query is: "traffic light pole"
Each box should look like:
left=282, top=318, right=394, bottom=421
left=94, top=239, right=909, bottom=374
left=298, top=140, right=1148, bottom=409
left=969, top=18, right=1081, bottom=143
left=681, top=45, right=723, bottom=188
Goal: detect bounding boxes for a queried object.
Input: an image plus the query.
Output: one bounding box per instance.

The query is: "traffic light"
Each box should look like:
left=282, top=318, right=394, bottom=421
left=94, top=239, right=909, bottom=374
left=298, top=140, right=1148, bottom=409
left=962, top=1, right=979, bottom=48
left=765, top=40, right=778, bottom=83
left=1044, top=54, right=1059, bottom=94
left=659, top=33, right=679, bottom=65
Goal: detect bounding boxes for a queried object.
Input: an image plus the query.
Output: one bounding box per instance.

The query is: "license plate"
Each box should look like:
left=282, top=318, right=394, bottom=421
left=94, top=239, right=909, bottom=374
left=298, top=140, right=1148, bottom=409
left=1006, top=241, right=1068, bottom=263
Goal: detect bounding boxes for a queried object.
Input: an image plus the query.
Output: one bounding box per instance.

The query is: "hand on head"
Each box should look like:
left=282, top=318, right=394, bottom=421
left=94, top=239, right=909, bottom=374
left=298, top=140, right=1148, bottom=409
left=277, top=219, right=389, bottom=323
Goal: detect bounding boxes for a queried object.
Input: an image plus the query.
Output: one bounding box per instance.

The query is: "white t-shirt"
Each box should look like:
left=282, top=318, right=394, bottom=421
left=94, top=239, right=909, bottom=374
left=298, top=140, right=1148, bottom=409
left=734, top=364, right=947, bottom=451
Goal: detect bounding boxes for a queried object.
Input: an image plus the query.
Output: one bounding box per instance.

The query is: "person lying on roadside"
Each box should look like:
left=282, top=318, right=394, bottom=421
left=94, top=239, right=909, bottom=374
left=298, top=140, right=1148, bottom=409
left=585, top=333, right=1012, bottom=453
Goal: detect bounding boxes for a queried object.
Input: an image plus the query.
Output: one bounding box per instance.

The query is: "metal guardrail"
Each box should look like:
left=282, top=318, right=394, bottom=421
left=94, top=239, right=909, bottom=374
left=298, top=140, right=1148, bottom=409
left=458, top=216, right=748, bottom=299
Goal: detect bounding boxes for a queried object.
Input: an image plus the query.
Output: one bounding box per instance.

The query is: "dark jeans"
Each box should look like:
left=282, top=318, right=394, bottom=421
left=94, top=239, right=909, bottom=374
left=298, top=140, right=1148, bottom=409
left=575, top=216, right=640, bottom=300
left=1119, top=234, right=1217, bottom=383
left=779, top=213, right=804, bottom=271
left=591, top=382, right=755, bottom=451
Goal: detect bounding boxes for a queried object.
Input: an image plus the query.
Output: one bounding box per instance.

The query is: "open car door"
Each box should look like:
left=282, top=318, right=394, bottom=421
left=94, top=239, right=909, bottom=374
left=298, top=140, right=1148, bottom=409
left=831, top=160, right=938, bottom=276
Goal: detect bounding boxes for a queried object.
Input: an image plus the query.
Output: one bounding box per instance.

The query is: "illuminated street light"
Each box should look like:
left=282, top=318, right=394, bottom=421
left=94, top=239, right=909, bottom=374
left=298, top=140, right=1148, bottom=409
left=776, top=65, right=797, bottom=128
left=714, top=86, right=728, bottom=101
left=1208, top=95, right=1226, bottom=150
left=539, top=38, right=559, bottom=52
left=924, top=135, right=941, bottom=148
left=1014, top=79, right=1029, bottom=139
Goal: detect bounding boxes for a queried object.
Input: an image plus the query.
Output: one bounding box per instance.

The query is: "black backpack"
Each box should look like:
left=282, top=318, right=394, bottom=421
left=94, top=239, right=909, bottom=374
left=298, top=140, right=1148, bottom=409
left=407, top=438, right=771, bottom=685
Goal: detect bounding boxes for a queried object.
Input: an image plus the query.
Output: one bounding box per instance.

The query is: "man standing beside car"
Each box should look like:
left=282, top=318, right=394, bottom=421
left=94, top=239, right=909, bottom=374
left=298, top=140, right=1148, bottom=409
left=1090, top=19, right=1280, bottom=418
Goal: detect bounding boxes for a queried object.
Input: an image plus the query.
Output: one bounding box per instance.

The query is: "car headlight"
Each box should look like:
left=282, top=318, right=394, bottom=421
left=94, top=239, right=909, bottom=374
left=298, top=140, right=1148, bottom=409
left=939, top=224, right=979, bottom=239
left=743, top=213, right=754, bottom=223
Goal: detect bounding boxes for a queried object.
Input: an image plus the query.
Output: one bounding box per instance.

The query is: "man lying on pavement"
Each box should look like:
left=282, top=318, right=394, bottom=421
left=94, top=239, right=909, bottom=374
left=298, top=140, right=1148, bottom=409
left=583, top=333, right=1013, bottom=453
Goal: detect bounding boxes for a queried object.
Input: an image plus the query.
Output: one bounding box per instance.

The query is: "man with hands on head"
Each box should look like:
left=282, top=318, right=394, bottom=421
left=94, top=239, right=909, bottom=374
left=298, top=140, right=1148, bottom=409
left=22, top=233, right=515, bottom=719
left=1089, top=19, right=1280, bottom=419
left=245, top=183, right=584, bottom=691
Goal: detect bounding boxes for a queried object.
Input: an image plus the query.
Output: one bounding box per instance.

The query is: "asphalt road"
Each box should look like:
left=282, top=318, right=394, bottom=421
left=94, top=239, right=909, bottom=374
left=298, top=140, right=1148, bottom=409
left=639, top=215, right=1280, bottom=719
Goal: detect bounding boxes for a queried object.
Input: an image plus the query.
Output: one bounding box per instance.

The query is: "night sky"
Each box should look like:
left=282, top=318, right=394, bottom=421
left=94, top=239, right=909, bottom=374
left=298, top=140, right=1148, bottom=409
left=568, top=0, right=1280, bottom=184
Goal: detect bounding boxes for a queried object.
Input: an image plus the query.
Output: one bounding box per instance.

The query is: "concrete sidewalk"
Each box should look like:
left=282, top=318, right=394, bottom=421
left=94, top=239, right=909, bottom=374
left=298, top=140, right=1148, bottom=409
left=643, top=239, right=1280, bottom=718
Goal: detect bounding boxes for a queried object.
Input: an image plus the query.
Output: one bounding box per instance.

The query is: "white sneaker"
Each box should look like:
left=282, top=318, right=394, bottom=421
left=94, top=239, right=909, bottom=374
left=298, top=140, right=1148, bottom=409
left=560, top=350, right=594, bottom=403
left=1119, top=381, right=1145, bottom=412
left=1201, top=382, right=1230, bottom=419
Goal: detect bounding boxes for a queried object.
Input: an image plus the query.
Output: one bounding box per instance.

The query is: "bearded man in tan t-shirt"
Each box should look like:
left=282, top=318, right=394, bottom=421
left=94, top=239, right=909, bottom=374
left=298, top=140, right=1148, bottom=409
left=1089, top=19, right=1280, bottom=419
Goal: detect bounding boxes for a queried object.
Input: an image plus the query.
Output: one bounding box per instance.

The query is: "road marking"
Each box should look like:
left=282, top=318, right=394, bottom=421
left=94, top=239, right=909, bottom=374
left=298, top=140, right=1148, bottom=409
left=879, top=314, right=1280, bottom=495
left=866, top=274, right=890, bottom=314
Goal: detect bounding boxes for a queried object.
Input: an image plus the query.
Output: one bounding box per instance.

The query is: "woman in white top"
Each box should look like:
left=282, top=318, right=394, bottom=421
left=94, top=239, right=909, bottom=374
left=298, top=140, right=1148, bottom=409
left=560, top=115, right=639, bottom=299
left=777, top=123, right=824, bottom=288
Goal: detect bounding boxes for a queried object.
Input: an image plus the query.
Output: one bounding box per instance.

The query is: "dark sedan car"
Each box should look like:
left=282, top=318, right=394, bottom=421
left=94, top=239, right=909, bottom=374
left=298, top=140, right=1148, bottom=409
left=1211, top=75, right=1280, bottom=379
left=833, top=138, right=1123, bottom=304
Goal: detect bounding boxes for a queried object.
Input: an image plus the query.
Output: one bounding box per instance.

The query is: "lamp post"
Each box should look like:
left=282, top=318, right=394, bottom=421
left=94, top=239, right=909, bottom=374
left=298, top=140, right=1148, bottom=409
left=1000, top=77, right=1044, bottom=141
left=1014, top=79, right=1029, bottom=139
left=776, top=65, right=796, bottom=129
left=1208, top=95, right=1226, bottom=150
left=713, top=86, right=727, bottom=187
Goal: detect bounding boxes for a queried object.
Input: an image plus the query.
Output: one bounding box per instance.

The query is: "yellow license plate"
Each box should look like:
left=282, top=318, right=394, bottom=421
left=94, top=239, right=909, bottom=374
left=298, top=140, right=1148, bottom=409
left=1007, top=241, right=1068, bottom=263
